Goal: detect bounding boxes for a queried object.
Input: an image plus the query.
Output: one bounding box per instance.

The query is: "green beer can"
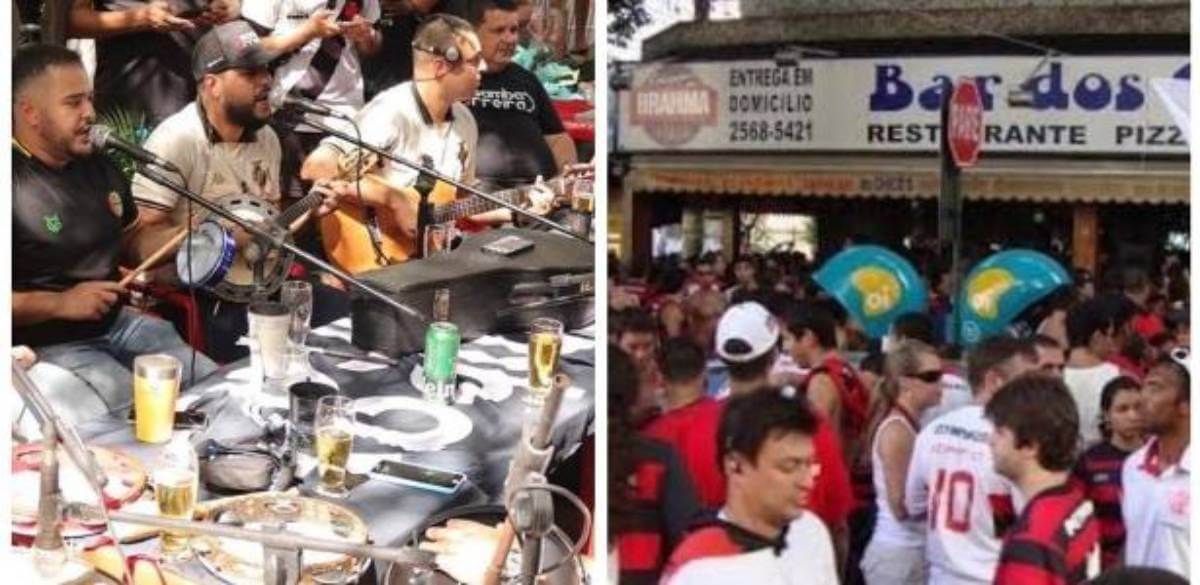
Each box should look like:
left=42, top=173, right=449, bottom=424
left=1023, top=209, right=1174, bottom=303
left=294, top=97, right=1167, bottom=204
left=423, top=322, right=460, bottom=385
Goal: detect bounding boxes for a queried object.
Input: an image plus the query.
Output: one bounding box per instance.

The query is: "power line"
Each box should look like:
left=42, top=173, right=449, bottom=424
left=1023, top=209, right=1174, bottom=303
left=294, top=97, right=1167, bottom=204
left=895, top=2, right=1068, bottom=56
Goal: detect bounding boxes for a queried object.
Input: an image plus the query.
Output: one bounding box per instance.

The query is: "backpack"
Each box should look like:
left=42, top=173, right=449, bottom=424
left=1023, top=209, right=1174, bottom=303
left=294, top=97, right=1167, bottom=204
left=803, top=355, right=871, bottom=440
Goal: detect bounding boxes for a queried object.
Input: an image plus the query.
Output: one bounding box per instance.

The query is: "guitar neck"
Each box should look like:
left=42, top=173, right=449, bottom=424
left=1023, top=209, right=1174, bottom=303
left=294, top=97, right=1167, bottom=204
left=430, top=178, right=566, bottom=224
left=277, top=188, right=326, bottom=229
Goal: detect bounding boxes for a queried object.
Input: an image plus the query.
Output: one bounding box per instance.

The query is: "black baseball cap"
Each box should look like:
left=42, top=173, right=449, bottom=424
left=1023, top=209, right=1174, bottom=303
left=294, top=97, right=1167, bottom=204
left=192, top=21, right=278, bottom=80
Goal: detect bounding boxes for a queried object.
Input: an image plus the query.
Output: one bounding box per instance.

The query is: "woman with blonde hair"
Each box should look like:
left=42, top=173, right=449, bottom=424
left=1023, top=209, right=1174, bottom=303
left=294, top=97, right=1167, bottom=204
left=859, top=340, right=945, bottom=585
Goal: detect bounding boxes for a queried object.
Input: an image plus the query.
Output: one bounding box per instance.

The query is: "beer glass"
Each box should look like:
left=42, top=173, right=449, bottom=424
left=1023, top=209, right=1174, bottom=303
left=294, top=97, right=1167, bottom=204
left=153, top=436, right=199, bottom=560
left=571, top=179, right=594, bottom=213
left=527, top=318, right=564, bottom=407
left=314, top=395, right=356, bottom=498
left=280, top=281, right=314, bottom=348
left=423, top=223, right=453, bottom=257
left=569, top=180, right=593, bottom=237
left=133, top=354, right=182, bottom=443
left=248, top=301, right=290, bottom=385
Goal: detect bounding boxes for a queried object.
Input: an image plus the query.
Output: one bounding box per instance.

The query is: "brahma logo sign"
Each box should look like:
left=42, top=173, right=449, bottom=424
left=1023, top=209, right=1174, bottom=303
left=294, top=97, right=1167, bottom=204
left=631, top=65, right=719, bottom=147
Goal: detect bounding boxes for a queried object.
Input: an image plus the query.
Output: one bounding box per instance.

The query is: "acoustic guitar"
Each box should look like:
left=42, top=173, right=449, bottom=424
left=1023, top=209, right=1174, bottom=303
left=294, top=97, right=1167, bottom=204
left=317, top=149, right=578, bottom=275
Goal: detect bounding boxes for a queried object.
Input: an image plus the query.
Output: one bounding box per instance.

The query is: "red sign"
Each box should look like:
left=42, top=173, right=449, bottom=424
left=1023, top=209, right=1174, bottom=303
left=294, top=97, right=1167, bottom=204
left=948, top=78, right=983, bottom=167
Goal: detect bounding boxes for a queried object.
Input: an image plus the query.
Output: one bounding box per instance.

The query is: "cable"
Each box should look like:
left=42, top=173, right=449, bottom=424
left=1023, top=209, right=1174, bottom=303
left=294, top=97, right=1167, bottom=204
left=143, top=162, right=199, bottom=386
left=346, top=115, right=391, bottom=266
left=504, top=481, right=593, bottom=581
left=892, top=3, right=1068, bottom=56
left=178, top=165, right=198, bottom=387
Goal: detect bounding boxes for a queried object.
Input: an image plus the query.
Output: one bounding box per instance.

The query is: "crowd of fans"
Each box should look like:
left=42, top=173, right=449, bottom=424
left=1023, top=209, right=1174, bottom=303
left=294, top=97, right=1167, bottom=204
left=608, top=249, right=1190, bottom=585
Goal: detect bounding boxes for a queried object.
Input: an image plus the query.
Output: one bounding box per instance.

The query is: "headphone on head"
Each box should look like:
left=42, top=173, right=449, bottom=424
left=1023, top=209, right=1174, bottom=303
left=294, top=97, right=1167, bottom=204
left=413, top=42, right=460, bottom=64
left=413, top=13, right=462, bottom=64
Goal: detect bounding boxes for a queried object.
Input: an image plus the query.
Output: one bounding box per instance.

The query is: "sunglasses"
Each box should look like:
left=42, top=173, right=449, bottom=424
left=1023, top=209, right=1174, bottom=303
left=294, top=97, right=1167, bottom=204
left=905, top=370, right=943, bottom=384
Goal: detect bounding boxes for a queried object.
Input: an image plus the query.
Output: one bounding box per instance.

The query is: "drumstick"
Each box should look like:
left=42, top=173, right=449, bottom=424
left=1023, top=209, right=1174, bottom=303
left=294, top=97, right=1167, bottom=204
left=118, top=227, right=190, bottom=289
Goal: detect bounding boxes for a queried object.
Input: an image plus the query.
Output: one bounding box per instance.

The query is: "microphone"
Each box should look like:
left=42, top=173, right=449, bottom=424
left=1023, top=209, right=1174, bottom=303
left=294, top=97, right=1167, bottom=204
left=484, top=374, right=570, bottom=585
left=89, top=124, right=180, bottom=174
left=274, top=95, right=351, bottom=120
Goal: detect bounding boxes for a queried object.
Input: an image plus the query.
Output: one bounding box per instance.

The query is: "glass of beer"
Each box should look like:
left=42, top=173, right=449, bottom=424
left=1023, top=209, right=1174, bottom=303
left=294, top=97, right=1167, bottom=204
left=133, top=354, right=182, bottom=444
left=280, top=280, right=314, bottom=348
left=527, top=318, right=564, bottom=407
left=423, top=223, right=454, bottom=257
left=314, top=395, right=356, bottom=498
left=569, top=180, right=593, bottom=237
left=153, top=436, right=199, bottom=561
left=571, top=179, right=594, bottom=213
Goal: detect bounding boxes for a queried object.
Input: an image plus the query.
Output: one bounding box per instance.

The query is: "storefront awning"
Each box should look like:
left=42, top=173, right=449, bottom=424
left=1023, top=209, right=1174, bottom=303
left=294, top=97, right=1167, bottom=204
left=625, top=155, right=1190, bottom=205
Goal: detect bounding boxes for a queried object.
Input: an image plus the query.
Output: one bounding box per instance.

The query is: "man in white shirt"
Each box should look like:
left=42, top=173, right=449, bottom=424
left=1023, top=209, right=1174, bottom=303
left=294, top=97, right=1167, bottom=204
left=303, top=15, right=546, bottom=263
left=1122, top=357, right=1190, bottom=578
left=663, top=388, right=838, bottom=585
left=130, top=21, right=345, bottom=362
left=1064, top=295, right=1131, bottom=445
left=905, top=335, right=1038, bottom=585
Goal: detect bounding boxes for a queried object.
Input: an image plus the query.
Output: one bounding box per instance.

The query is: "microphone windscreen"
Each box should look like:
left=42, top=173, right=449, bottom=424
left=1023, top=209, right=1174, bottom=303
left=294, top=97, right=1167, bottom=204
left=88, top=124, right=114, bottom=148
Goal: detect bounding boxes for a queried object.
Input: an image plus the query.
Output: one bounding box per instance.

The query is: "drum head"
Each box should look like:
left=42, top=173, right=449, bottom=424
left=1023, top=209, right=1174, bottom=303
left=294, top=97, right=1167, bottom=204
left=212, top=193, right=295, bottom=303
left=177, top=221, right=236, bottom=288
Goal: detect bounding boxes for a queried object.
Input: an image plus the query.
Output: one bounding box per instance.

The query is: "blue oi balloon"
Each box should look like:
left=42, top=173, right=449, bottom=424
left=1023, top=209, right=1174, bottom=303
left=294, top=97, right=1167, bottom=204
left=957, top=249, right=1072, bottom=345
left=813, top=246, right=929, bottom=339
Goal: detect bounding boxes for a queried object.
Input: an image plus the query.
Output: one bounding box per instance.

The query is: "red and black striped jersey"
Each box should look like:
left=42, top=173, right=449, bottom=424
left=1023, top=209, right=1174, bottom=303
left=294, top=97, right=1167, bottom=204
left=616, top=438, right=702, bottom=585
left=1071, top=441, right=1133, bottom=570
left=994, top=482, right=1100, bottom=585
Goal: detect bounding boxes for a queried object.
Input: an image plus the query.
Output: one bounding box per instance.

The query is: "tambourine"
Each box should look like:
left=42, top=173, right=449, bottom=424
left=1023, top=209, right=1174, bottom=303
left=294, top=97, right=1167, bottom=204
left=175, top=193, right=295, bottom=303
left=177, top=220, right=236, bottom=290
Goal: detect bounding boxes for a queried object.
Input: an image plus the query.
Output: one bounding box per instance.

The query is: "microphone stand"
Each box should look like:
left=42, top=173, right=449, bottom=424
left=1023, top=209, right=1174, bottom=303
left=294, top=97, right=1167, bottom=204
left=414, top=154, right=438, bottom=259
left=299, top=116, right=592, bottom=244
left=13, top=363, right=129, bottom=577
left=486, top=375, right=570, bottom=585
left=136, top=163, right=426, bottom=323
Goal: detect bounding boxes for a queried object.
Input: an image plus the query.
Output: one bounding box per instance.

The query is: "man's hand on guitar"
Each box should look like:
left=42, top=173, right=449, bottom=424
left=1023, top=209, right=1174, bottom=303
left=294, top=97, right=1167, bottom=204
left=526, top=175, right=556, bottom=217
left=561, top=162, right=594, bottom=181
left=311, top=179, right=353, bottom=217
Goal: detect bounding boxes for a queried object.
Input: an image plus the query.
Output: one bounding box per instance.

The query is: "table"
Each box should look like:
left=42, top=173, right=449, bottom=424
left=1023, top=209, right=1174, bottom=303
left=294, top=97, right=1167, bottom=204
left=74, top=319, right=595, bottom=583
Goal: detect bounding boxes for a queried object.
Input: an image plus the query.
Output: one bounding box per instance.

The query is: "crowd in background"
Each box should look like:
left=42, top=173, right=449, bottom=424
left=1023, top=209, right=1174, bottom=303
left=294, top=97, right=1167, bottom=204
left=608, top=247, right=1190, bottom=585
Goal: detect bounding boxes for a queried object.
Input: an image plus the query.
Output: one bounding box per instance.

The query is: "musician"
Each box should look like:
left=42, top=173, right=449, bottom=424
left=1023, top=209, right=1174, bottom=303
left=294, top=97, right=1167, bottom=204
left=13, top=44, right=218, bottom=425
left=302, top=14, right=559, bottom=268
left=129, top=21, right=348, bottom=362
left=467, top=0, right=576, bottom=192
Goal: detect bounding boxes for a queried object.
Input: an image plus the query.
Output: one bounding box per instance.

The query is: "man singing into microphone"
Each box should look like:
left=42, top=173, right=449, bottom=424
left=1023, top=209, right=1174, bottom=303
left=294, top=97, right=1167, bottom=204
left=13, top=44, right=218, bottom=426
left=129, top=20, right=347, bottom=362
left=302, top=14, right=556, bottom=267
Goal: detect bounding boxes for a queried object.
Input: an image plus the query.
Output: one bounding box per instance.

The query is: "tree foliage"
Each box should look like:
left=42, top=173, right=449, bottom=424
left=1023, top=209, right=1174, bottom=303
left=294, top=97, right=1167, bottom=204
left=608, top=0, right=650, bottom=48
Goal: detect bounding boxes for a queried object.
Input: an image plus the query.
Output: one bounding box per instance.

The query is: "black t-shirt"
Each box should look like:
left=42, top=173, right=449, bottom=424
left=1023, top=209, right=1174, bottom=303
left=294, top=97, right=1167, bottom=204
left=93, top=0, right=206, bottom=125
left=469, top=63, right=565, bottom=191
left=363, top=0, right=468, bottom=100
left=13, top=145, right=138, bottom=347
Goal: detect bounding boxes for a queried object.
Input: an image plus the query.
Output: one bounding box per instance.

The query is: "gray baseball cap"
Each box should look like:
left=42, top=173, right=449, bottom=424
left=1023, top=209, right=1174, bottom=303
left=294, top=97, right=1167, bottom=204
left=193, top=20, right=278, bottom=80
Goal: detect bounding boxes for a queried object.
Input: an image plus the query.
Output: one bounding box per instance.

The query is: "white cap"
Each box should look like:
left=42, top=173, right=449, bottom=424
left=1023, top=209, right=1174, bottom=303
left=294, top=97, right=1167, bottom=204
left=715, top=302, right=780, bottom=363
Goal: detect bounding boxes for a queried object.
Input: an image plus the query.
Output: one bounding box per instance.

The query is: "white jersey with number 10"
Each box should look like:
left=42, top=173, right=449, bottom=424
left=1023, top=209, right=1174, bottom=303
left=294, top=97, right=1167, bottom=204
left=905, top=404, right=1024, bottom=585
